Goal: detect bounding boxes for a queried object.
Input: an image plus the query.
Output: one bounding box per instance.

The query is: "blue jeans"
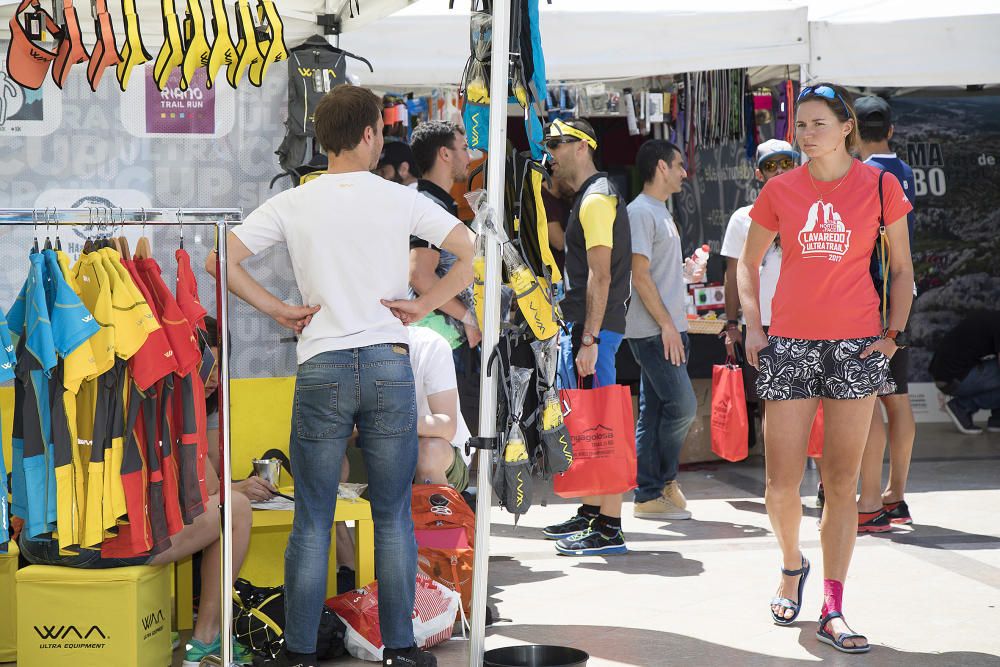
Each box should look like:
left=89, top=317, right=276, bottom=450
left=948, top=359, right=1000, bottom=414
left=285, top=345, right=419, bottom=653
left=557, top=322, right=624, bottom=389
left=628, top=333, right=698, bottom=503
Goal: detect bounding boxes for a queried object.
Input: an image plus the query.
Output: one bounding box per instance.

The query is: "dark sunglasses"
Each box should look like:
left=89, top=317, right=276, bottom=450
left=544, top=137, right=581, bottom=151
left=760, top=158, right=796, bottom=174
left=798, top=85, right=850, bottom=117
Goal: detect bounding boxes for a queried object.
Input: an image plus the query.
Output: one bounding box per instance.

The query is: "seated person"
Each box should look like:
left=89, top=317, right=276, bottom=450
left=409, top=324, right=474, bottom=490
left=930, top=310, right=1000, bottom=434
left=335, top=326, right=473, bottom=585
left=18, top=455, right=254, bottom=666
left=203, top=316, right=278, bottom=502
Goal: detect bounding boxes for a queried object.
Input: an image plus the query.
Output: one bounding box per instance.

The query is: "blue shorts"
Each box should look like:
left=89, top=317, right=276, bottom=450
left=557, top=323, right=624, bottom=389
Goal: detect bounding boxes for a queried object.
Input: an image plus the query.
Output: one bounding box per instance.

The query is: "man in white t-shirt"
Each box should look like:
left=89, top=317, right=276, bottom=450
left=215, top=85, right=473, bottom=667
left=721, top=139, right=799, bottom=355
left=408, top=326, right=473, bottom=491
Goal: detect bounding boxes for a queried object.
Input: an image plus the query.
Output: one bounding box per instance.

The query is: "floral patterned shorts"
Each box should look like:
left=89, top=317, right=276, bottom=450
left=756, top=336, right=895, bottom=401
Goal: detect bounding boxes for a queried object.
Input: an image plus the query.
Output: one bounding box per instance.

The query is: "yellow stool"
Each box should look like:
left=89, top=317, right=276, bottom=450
left=16, top=564, right=171, bottom=667
left=0, top=543, right=19, bottom=662
left=174, top=497, right=375, bottom=630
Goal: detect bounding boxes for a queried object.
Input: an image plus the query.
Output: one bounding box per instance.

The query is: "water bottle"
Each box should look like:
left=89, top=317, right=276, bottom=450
left=694, top=244, right=710, bottom=269
left=684, top=244, right=710, bottom=283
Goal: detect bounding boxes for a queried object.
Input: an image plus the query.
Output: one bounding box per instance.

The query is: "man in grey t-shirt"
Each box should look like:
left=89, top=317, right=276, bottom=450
left=625, top=140, right=698, bottom=521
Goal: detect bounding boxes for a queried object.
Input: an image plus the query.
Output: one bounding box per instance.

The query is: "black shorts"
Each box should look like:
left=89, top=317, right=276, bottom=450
left=878, top=346, right=909, bottom=396
left=756, top=336, right=894, bottom=401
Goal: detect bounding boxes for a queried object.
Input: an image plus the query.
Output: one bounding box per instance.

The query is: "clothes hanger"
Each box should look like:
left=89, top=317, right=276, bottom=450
left=178, top=211, right=185, bottom=250
left=31, top=209, right=40, bottom=254
left=82, top=207, right=95, bottom=254
left=134, top=208, right=151, bottom=259
left=49, top=209, right=62, bottom=251
left=117, top=207, right=131, bottom=258
left=290, top=34, right=373, bottom=72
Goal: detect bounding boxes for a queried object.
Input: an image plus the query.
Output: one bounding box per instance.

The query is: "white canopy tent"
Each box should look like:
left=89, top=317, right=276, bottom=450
left=807, top=0, right=1000, bottom=87
left=341, top=0, right=810, bottom=87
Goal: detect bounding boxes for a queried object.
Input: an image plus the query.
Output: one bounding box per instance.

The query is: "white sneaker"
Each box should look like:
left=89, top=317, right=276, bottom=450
left=634, top=495, right=691, bottom=520
left=663, top=480, right=688, bottom=510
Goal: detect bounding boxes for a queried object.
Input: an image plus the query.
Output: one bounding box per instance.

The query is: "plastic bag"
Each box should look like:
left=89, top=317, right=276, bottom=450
left=326, top=575, right=460, bottom=662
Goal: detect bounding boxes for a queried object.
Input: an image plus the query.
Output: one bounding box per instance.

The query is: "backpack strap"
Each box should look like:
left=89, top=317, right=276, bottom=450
left=876, top=170, right=890, bottom=328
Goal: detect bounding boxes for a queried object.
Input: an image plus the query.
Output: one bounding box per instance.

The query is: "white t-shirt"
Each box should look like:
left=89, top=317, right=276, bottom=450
left=721, top=204, right=782, bottom=327
left=408, top=326, right=472, bottom=464
left=234, top=171, right=461, bottom=364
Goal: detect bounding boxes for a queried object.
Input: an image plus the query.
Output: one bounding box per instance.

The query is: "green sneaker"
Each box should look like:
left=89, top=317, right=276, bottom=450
left=182, top=635, right=253, bottom=666
left=172, top=631, right=181, bottom=650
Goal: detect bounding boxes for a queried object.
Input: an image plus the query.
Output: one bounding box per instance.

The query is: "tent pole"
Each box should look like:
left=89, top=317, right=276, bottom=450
left=469, top=0, right=511, bottom=664
left=217, top=221, right=235, bottom=667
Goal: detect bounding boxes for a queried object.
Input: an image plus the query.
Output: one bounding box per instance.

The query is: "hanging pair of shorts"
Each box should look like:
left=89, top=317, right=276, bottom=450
left=756, top=335, right=895, bottom=401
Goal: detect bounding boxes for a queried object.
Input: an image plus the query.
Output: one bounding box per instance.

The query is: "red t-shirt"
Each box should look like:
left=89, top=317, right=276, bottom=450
left=175, top=249, right=208, bottom=332
left=749, top=161, right=912, bottom=340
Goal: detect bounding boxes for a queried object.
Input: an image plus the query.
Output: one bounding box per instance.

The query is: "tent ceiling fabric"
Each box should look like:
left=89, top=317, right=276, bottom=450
left=340, top=0, right=809, bottom=87
left=2, top=0, right=996, bottom=88
left=807, top=0, right=1000, bottom=87
left=0, top=0, right=419, bottom=49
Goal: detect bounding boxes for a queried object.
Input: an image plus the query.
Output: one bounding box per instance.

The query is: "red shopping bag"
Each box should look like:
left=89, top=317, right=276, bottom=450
left=711, top=363, right=749, bottom=462
left=807, top=403, right=824, bottom=458
left=553, top=383, right=637, bottom=498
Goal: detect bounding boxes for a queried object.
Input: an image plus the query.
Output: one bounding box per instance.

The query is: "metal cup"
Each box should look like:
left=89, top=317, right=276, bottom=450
left=252, top=458, right=281, bottom=487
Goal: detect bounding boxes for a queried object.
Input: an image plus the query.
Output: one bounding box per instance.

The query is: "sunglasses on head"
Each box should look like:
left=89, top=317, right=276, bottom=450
left=544, top=137, right=581, bottom=151
left=798, top=85, right=850, bottom=117
left=760, top=158, right=796, bottom=174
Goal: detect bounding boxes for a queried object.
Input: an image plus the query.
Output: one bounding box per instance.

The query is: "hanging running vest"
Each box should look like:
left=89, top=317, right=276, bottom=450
left=275, top=36, right=347, bottom=174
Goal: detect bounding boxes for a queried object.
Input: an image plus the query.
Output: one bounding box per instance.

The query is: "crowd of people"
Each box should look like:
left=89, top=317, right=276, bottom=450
left=18, top=79, right=999, bottom=666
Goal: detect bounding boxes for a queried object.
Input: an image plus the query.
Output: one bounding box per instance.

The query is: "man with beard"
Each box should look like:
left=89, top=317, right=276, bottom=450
left=407, top=121, right=482, bottom=437
left=376, top=140, right=419, bottom=187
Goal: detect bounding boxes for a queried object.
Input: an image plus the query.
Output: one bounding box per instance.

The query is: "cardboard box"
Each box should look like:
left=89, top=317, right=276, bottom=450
left=16, top=564, right=170, bottom=667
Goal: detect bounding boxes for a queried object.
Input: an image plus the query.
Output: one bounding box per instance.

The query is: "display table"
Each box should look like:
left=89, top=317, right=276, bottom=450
left=174, top=496, right=374, bottom=630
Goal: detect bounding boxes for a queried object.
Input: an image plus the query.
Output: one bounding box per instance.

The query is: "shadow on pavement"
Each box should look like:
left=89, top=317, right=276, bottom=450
left=487, top=623, right=1000, bottom=667
left=728, top=499, right=823, bottom=519
left=569, top=549, right=704, bottom=577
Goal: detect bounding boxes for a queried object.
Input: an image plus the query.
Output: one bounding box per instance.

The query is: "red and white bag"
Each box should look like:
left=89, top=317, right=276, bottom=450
left=326, top=574, right=461, bottom=662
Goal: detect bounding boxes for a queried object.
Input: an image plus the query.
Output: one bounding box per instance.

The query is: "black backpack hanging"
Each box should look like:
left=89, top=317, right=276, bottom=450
left=274, top=35, right=374, bottom=185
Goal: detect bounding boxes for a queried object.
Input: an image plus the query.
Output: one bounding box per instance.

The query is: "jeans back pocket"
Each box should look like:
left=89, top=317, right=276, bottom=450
left=374, top=380, right=416, bottom=436
left=294, top=382, right=340, bottom=440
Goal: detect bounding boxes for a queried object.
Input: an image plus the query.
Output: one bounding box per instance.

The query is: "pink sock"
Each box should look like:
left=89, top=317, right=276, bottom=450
left=822, top=579, right=844, bottom=618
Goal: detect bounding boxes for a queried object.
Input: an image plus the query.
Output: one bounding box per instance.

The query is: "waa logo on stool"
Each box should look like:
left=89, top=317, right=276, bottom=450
left=33, top=623, right=109, bottom=649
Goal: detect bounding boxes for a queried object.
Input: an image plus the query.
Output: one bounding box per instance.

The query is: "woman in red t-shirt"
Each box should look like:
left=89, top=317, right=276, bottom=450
left=737, top=83, right=914, bottom=654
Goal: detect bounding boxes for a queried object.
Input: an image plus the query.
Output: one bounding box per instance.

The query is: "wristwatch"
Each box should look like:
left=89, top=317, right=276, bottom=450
left=726, top=319, right=740, bottom=330
left=581, top=332, right=601, bottom=347
left=883, top=329, right=907, bottom=349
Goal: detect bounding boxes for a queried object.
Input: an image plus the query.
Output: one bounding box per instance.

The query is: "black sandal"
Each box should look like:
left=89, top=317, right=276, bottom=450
left=817, top=611, right=870, bottom=653
left=769, top=556, right=809, bottom=625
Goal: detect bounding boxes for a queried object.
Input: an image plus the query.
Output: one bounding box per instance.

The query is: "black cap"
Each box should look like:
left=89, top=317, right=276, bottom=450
left=378, top=141, right=416, bottom=171
left=855, top=96, right=892, bottom=128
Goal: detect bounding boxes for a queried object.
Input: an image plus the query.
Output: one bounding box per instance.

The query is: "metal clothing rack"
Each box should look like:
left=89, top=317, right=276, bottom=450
left=0, top=207, right=242, bottom=667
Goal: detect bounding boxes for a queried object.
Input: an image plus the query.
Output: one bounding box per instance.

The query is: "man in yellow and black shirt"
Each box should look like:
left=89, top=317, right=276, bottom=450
left=541, top=118, right=633, bottom=557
